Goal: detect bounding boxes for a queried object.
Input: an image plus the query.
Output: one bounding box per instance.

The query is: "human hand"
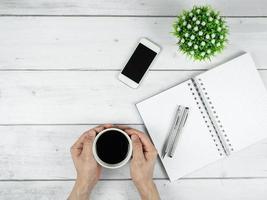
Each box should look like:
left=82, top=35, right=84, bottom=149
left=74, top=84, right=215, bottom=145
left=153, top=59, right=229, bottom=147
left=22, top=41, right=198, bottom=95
left=117, top=126, right=160, bottom=200
left=68, top=124, right=112, bottom=200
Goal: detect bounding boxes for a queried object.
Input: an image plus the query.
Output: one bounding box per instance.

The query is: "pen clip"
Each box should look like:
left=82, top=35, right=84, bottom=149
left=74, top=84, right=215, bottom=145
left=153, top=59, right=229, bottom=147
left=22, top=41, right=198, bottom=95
left=174, top=106, right=182, bottom=128
left=182, top=108, right=189, bottom=127
left=174, top=116, right=180, bottom=127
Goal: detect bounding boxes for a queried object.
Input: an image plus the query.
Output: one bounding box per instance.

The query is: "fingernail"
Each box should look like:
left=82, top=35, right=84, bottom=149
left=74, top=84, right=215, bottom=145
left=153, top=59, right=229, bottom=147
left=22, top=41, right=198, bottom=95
left=132, top=135, right=138, bottom=141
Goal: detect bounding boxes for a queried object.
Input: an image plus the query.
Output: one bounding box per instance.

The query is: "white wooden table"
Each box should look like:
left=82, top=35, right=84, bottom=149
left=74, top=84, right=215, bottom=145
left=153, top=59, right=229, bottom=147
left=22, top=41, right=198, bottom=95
left=1, top=1, right=267, bottom=199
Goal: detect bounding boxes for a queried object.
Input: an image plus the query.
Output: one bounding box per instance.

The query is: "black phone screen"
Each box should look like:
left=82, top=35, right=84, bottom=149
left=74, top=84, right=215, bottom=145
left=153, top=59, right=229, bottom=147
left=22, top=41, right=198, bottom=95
left=121, top=43, right=157, bottom=83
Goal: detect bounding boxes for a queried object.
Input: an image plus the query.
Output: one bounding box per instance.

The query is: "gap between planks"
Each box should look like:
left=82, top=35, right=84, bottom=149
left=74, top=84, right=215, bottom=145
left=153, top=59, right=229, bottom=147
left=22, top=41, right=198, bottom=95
left=0, top=69, right=207, bottom=72
left=0, top=123, right=143, bottom=126
left=2, top=177, right=267, bottom=182
left=0, top=69, right=266, bottom=72
left=0, top=15, right=267, bottom=18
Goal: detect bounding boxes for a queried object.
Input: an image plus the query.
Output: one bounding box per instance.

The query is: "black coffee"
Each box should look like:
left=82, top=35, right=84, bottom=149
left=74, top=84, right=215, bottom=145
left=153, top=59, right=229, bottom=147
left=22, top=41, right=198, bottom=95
left=96, top=130, right=129, bottom=164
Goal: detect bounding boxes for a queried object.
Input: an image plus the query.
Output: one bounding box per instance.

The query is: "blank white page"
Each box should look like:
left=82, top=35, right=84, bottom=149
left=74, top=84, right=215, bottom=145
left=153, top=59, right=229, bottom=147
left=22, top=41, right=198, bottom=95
left=196, top=53, right=267, bottom=153
left=137, top=80, right=221, bottom=181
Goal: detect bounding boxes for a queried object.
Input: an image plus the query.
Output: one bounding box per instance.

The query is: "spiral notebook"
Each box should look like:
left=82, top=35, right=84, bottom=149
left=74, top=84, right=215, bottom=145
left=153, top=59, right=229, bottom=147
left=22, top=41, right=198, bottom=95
left=136, top=53, right=267, bottom=181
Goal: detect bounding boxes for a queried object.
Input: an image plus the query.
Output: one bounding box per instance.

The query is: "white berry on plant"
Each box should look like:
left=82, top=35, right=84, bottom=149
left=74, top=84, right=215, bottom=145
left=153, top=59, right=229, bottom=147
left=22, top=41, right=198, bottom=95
left=173, top=5, right=228, bottom=60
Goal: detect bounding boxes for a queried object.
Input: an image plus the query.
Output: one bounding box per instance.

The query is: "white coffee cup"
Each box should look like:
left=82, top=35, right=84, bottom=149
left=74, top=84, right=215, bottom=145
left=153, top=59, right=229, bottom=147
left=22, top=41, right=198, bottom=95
left=92, top=128, right=133, bottom=169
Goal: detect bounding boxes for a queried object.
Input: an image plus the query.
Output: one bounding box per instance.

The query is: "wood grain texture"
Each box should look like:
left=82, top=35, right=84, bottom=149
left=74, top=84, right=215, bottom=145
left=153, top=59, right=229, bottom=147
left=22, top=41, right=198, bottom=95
left=1, top=1, right=267, bottom=198
left=0, top=125, right=166, bottom=180
left=0, top=17, right=267, bottom=70
left=1, top=125, right=267, bottom=180
left=1, top=70, right=267, bottom=124
left=0, top=71, right=199, bottom=124
left=0, top=0, right=267, bottom=16
left=1, top=179, right=267, bottom=200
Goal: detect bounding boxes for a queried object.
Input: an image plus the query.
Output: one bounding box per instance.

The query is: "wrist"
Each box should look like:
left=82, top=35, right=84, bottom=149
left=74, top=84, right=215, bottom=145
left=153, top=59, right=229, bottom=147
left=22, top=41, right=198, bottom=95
left=135, top=180, right=159, bottom=200
left=71, top=179, right=92, bottom=200
left=75, top=178, right=94, bottom=193
left=68, top=180, right=91, bottom=200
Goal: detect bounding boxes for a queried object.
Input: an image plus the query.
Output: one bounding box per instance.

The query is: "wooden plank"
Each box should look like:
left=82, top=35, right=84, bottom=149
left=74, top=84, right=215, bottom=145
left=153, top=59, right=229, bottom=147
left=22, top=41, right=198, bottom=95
left=0, top=125, right=166, bottom=180
left=1, top=179, right=267, bottom=199
left=2, top=117, right=267, bottom=180
left=0, top=0, right=267, bottom=16
left=0, top=17, right=267, bottom=70
left=0, top=71, right=199, bottom=124
left=1, top=70, right=267, bottom=124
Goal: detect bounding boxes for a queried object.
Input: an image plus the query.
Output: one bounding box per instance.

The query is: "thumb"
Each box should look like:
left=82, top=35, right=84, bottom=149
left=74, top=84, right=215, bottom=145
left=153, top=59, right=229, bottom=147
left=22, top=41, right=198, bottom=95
left=81, top=130, right=96, bottom=157
left=131, top=135, right=144, bottom=161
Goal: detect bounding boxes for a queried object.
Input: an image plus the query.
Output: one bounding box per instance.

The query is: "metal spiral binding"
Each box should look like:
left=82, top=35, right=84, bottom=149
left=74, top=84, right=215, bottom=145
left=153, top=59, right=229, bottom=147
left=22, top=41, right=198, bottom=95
left=196, top=78, right=234, bottom=154
left=187, top=80, right=225, bottom=156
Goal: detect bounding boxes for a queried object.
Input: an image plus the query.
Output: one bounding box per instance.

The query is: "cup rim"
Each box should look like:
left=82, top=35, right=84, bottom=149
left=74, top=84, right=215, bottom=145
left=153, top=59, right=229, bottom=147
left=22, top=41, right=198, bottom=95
left=92, top=128, right=133, bottom=169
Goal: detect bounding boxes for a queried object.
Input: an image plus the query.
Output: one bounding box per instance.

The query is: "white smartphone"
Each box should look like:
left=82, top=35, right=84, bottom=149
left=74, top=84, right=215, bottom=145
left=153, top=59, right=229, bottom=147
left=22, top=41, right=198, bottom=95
left=118, top=38, right=160, bottom=88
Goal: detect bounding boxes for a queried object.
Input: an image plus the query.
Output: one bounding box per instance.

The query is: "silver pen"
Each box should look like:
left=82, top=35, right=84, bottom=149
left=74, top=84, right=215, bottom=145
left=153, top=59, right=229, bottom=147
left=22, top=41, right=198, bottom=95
left=169, top=107, right=189, bottom=158
left=162, top=105, right=185, bottom=158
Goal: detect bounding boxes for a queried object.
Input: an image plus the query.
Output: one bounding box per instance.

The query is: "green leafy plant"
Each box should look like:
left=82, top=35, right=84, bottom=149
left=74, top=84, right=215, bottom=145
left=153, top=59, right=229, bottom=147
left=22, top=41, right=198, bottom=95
left=173, top=6, right=228, bottom=61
